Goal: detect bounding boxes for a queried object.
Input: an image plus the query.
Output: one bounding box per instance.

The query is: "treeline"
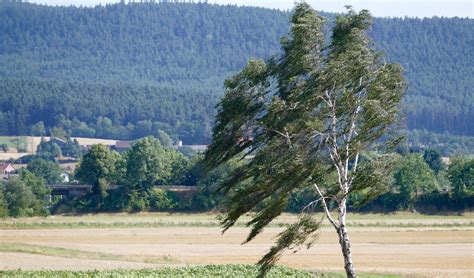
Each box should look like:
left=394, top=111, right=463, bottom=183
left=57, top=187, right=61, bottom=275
left=1, top=137, right=472, bottom=217
left=0, top=79, right=217, bottom=143
left=370, top=17, right=474, bottom=136
left=0, top=2, right=473, bottom=147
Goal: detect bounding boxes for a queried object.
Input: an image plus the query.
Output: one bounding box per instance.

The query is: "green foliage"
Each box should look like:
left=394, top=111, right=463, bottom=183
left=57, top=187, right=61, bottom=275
left=36, top=139, right=61, bottom=160
left=20, top=169, right=51, bottom=200
left=258, top=215, right=321, bottom=277
left=0, top=189, right=8, bottom=217
left=62, top=138, right=82, bottom=158
left=448, top=156, right=474, bottom=199
left=29, top=121, right=46, bottom=136
left=191, top=158, right=240, bottom=211
left=0, top=143, right=8, bottom=152
left=206, top=4, right=405, bottom=276
left=0, top=265, right=317, bottom=278
left=0, top=2, right=471, bottom=150
left=2, top=177, right=43, bottom=217
left=26, top=159, right=62, bottom=184
left=124, top=137, right=184, bottom=191
left=75, top=144, right=123, bottom=209
left=148, top=188, right=174, bottom=211
left=423, top=149, right=444, bottom=174
left=393, top=154, right=438, bottom=208
left=156, top=130, right=173, bottom=147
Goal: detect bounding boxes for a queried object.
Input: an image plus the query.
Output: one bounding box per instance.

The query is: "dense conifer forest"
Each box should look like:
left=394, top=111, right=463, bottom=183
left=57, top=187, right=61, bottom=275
left=0, top=2, right=472, bottom=151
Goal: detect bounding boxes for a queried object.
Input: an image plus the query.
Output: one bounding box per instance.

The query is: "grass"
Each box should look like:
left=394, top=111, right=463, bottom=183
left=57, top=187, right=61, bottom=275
left=0, top=242, right=178, bottom=265
left=0, top=136, right=28, bottom=151
left=0, top=265, right=400, bottom=277
left=0, top=212, right=472, bottom=229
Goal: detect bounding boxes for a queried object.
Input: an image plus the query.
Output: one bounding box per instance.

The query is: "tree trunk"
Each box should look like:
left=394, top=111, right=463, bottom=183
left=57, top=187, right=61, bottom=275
left=337, top=199, right=356, bottom=277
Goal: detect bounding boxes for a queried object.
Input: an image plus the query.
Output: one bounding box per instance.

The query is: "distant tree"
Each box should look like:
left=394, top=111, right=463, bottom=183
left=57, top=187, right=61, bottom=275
left=423, top=148, right=444, bottom=174
left=49, top=127, right=69, bottom=139
left=156, top=129, right=173, bottom=147
left=180, top=154, right=206, bottom=186
left=124, top=137, right=182, bottom=191
left=26, top=159, right=63, bottom=185
left=0, top=144, right=8, bottom=153
left=75, top=144, right=123, bottom=208
left=205, top=4, right=405, bottom=277
left=122, top=137, right=185, bottom=210
left=62, top=138, right=82, bottom=158
left=394, top=154, right=438, bottom=208
left=0, top=189, right=8, bottom=217
left=448, top=156, right=474, bottom=199
left=2, top=178, right=42, bottom=217
left=36, top=140, right=62, bottom=160
left=29, top=121, right=46, bottom=136
left=20, top=169, right=51, bottom=213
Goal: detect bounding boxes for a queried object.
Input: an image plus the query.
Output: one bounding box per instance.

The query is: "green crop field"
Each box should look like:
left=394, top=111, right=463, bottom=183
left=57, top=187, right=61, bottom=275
left=0, top=265, right=401, bottom=278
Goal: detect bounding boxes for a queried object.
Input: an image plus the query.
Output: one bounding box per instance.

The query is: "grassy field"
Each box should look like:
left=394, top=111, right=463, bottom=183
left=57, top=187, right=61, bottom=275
left=0, top=212, right=472, bottom=277
left=0, top=136, right=118, bottom=161
left=0, top=212, right=471, bottom=229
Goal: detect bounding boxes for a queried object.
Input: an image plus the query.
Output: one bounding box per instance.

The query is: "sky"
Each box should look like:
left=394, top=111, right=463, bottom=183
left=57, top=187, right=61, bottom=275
left=28, top=0, right=474, bottom=18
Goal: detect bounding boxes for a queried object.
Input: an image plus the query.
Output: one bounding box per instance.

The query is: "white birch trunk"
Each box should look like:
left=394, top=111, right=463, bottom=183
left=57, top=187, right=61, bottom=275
left=337, top=197, right=356, bottom=278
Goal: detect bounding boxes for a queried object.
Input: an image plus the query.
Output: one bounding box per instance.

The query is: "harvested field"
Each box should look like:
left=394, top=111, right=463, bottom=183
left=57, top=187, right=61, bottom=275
left=0, top=213, right=472, bottom=277
left=0, top=136, right=118, bottom=161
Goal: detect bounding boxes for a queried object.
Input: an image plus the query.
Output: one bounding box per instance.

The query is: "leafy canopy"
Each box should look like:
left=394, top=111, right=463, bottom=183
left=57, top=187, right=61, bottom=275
left=206, top=3, right=405, bottom=275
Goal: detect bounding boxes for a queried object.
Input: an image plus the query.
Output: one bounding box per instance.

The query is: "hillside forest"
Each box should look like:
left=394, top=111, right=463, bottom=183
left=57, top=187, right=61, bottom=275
left=0, top=2, right=473, bottom=153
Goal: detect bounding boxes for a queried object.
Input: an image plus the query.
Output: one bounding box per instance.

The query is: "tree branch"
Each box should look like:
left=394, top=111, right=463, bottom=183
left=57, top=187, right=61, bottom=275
left=314, top=183, right=339, bottom=229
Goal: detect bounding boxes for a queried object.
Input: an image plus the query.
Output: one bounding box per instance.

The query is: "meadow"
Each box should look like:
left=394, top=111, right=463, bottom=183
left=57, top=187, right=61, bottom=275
left=0, top=212, right=472, bottom=277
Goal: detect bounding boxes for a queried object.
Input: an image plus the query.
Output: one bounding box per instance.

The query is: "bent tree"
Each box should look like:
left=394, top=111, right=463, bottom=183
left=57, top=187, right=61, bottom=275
left=205, top=3, right=405, bottom=278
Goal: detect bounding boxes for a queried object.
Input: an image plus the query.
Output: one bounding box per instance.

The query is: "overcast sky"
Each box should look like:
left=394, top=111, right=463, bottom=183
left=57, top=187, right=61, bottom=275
left=29, top=0, right=474, bottom=18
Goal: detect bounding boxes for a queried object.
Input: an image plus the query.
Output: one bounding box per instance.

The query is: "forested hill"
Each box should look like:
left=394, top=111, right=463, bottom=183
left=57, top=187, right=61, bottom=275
left=0, top=2, right=473, bottom=149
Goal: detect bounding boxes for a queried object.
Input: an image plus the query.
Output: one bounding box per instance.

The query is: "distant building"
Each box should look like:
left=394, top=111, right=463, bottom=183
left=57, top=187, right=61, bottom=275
left=171, top=141, right=208, bottom=153
left=185, top=145, right=208, bottom=152
left=0, top=163, right=16, bottom=179
left=0, top=163, right=15, bottom=175
left=113, top=141, right=131, bottom=153
left=49, top=137, right=67, bottom=148
left=61, top=172, right=70, bottom=183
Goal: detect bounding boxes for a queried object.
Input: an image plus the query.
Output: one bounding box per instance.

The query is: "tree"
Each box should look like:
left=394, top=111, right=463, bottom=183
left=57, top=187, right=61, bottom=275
left=0, top=144, right=8, bottom=153
left=0, top=189, right=8, bottom=217
left=2, top=177, right=42, bottom=217
left=29, top=121, right=46, bottom=136
left=122, top=137, right=185, bottom=210
left=156, top=129, right=173, bottom=147
left=36, top=139, right=62, bottom=160
left=20, top=169, right=51, bottom=214
left=26, top=159, right=63, bottom=184
left=205, top=4, right=405, bottom=277
left=75, top=144, right=123, bottom=208
left=423, top=148, right=444, bottom=174
left=394, top=154, right=438, bottom=208
left=62, top=138, right=82, bottom=158
left=448, top=156, right=474, bottom=199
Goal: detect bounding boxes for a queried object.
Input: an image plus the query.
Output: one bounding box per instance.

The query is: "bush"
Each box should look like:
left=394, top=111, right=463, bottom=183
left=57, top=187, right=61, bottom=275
left=148, top=188, right=175, bottom=210
left=2, top=178, right=44, bottom=217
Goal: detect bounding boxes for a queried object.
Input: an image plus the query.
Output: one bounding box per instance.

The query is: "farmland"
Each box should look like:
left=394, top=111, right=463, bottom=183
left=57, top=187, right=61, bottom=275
left=0, top=212, right=472, bottom=277
left=0, top=136, right=117, bottom=161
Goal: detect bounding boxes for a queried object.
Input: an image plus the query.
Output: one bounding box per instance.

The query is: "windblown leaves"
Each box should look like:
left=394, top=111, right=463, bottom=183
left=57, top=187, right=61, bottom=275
left=205, top=2, right=405, bottom=276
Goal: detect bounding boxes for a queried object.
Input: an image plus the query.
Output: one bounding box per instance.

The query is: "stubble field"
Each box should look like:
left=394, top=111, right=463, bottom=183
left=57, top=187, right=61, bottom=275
left=0, top=212, right=472, bottom=277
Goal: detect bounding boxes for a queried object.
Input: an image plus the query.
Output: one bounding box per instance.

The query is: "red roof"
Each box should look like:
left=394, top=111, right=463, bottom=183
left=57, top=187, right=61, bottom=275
left=0, top=163, right=15, bottom=171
